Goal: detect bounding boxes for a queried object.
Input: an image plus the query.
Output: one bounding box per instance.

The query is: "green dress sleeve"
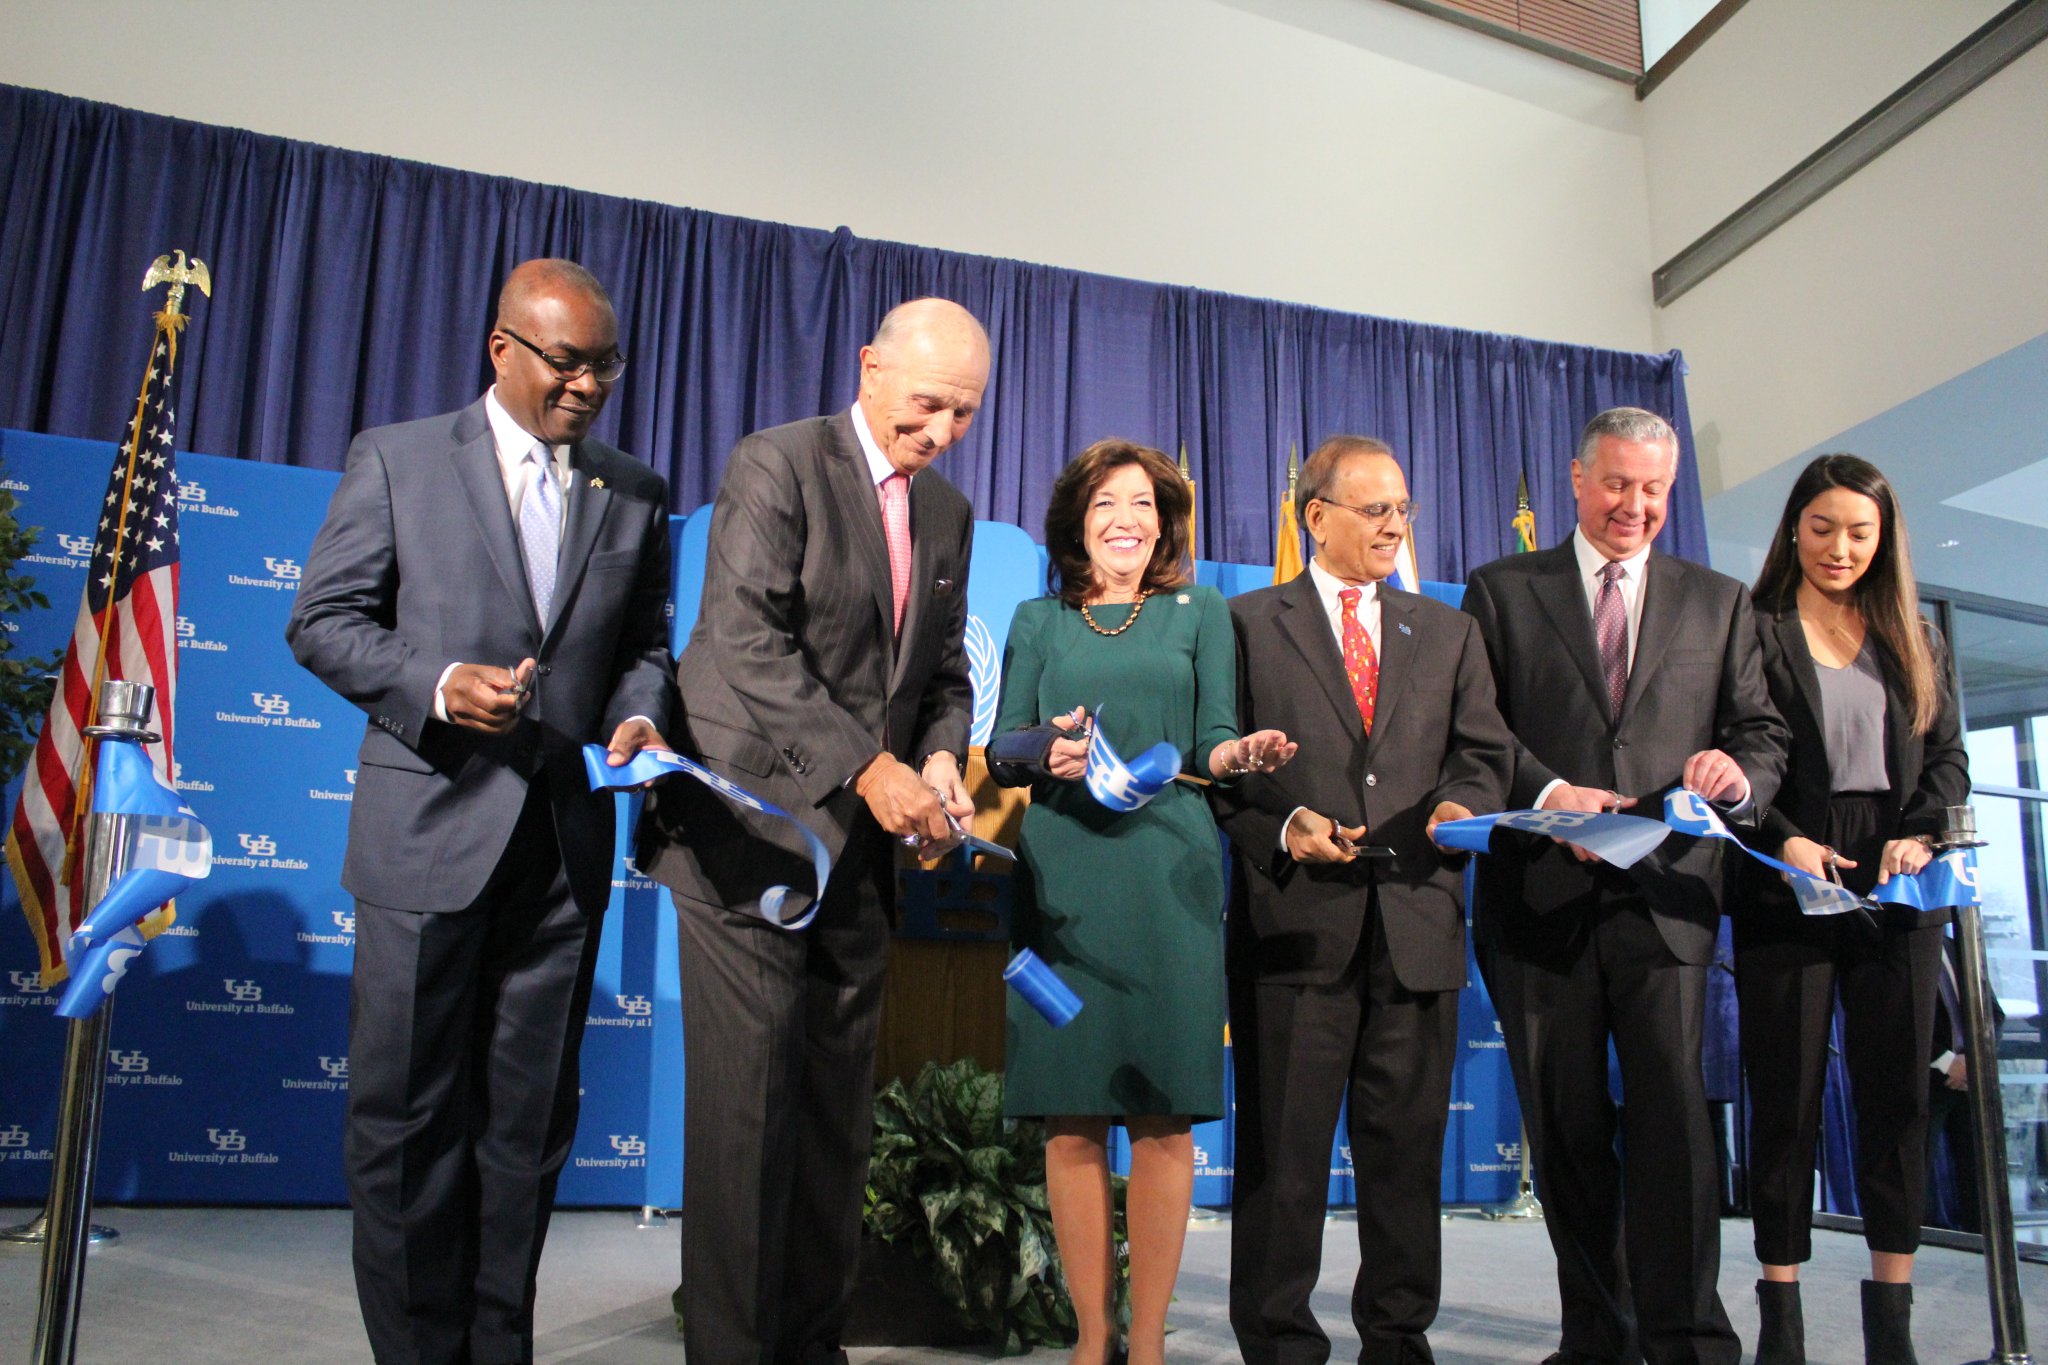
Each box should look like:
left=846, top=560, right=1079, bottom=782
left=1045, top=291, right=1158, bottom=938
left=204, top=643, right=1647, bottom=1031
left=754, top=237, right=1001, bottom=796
left=993, top=598, right=1048, bottom=736
left=1188, top=586, right=1242, bottom=779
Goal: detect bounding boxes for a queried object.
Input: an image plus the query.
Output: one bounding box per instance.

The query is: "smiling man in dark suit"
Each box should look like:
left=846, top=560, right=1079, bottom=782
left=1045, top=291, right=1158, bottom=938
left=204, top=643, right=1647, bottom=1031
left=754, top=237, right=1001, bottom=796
left=636, top=297, right=987, bottom=1364
left=1461, top=407, right=1787, bottom=1365
left=1214, top=436, right=1513, bottom=1365
left=288, top=259, right=674, bottom=1364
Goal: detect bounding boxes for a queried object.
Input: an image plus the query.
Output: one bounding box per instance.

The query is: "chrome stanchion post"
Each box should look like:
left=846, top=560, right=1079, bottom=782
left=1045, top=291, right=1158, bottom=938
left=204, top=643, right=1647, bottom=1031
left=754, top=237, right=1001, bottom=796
left=1940, top=805, right=2032, bottom=1365
left=28, top=680, right=157, bottom=1365
left=1483, top=1121, right=1543, bottom=1221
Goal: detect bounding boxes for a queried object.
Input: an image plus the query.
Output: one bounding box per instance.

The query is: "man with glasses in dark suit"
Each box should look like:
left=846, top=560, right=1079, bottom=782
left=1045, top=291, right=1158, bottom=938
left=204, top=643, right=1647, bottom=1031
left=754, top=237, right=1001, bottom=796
left=290, top=258, right=674, bottom=1364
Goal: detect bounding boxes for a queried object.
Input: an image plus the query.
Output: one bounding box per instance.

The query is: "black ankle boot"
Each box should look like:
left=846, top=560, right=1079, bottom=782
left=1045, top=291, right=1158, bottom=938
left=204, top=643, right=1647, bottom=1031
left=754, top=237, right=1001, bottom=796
left=1755, top=1279, right=1805, bottom=1365
left=1861, top=1280, right=1919, bottom=1365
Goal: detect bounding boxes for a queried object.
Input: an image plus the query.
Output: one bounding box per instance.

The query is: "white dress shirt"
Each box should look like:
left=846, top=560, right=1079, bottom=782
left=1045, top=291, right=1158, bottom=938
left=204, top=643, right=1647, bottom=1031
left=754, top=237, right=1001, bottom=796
left=850, top=402, right=910, bottom=495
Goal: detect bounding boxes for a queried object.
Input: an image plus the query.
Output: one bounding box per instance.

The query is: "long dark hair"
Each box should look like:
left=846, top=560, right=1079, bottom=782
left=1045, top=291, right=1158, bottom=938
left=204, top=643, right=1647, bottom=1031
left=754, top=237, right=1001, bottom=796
left=1753, top=453, right=1940, bottom=734
left=1044, top=439, right=1192, bottom=607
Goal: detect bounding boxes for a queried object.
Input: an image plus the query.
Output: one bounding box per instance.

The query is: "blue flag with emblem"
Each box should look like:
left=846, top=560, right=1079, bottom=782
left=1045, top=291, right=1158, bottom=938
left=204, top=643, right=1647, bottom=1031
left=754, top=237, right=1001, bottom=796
left=56, top=740, right=214, bottom=1019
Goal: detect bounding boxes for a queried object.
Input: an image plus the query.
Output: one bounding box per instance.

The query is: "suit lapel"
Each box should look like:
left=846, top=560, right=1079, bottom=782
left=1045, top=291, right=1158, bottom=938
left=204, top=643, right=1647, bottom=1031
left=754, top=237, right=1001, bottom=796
left=1618, top=554, right=1683, bottom=723
left=1273, top=575, right=1366, bottom=740
left=1364, top=588, right=1417, bottom=756
left=1529, top=542, right=1610, bottom=708
left=451, top=418, right=542, bottom=638
left=1775, top=607, right=1826, bottom=741
left=544, top=444, right=617, bottom=640
left=825, top=412, right=895, bottom=657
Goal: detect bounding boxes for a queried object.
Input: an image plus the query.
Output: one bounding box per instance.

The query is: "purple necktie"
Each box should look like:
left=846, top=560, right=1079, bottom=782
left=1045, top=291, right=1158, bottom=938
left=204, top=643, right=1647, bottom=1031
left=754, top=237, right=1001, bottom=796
left=1594, top=560, right=1628, bottom=718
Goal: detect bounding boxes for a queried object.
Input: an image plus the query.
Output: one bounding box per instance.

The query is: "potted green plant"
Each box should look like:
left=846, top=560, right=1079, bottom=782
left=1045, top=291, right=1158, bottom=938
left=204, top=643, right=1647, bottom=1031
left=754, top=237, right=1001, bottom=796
left=0, top=464, right=58, bottom=787
left=857, top=1057, right=1130, bottom=1354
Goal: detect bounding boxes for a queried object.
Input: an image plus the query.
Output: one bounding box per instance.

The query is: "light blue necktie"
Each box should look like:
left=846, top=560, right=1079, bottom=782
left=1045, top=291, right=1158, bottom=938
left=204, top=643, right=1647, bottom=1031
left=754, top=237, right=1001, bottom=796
left=518, top=441, right=561, bottom=622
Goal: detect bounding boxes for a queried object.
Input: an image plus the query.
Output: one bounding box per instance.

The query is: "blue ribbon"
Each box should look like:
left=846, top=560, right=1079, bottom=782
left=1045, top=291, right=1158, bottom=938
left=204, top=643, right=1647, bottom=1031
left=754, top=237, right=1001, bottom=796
left=1083, top=705, right=1182, bottom=812
left=582, top=745, right=829, bottom=930
left=1661, top=789, right=1978, bottom=916
left=1436, top=787, right=1980, bottom=916
left=57, top=741, right=214, bottom=1019
left=1431, top=807, right=1672, bottom=869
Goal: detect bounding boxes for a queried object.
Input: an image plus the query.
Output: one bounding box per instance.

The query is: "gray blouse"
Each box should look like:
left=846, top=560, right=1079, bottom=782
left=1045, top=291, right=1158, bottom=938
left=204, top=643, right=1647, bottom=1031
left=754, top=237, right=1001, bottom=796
left=1817, top=641, right=1890, bottom=793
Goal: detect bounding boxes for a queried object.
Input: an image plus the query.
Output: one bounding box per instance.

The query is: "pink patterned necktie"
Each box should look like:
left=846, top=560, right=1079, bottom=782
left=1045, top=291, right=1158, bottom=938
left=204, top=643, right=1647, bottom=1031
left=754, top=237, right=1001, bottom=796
left=1338, top=587, right=1378, bottom=735
left=1594, top=560, right=1629, bottom=718
left=880, top=472, right=911, bottom=636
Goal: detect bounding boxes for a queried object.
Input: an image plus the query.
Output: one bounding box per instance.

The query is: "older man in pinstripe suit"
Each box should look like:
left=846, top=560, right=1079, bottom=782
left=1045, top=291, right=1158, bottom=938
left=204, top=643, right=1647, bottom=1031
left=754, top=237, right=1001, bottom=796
left=638, top=298, right=989, bottom=1365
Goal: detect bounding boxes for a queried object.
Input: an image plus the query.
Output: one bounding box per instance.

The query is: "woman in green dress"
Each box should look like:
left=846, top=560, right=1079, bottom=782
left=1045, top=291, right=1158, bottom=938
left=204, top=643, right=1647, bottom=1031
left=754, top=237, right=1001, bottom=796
left=990, top=439, right=1295, bottom=1365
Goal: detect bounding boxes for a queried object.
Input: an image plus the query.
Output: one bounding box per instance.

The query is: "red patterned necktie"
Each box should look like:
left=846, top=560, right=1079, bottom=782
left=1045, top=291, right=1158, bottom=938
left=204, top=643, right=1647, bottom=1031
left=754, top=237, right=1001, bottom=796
left=880, top=472, right=911, bottom=636
left=1338, top=586, right=1378, bottom=735
left=1594, top=560, right=1629, bottom=718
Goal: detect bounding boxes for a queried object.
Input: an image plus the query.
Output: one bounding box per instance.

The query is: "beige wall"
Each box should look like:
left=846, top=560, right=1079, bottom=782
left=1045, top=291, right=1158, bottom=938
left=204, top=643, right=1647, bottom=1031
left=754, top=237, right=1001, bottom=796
left=0, top=0, right=1655, bottom=351
left=1640, top=0, right=2048, bottom=493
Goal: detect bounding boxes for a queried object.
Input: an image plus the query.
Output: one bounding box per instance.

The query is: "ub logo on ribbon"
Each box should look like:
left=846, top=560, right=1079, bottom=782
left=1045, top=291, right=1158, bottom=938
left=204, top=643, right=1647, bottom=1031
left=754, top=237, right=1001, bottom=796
left=251, top=693, right=290, bottom=717
left=616, top=994, right=653, bottom=1018
left=1082, top=705, right=1183, bottom=813
left=610, top=1134, right=648, bottom=1158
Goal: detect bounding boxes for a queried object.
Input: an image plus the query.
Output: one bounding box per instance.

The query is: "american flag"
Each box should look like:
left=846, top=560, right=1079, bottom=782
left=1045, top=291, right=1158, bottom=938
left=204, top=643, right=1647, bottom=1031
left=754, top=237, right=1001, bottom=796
left=5, top=317, right=183, bottom=985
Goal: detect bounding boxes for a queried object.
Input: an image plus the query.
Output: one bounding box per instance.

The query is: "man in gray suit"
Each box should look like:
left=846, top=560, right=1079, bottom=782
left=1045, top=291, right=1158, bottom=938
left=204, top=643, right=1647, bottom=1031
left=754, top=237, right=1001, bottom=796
left=288, top=259, right=674, bottom=1365
left=1461, top=408, right=1786, bottom=1365
left=1214, top=437, right=1513, bottom=1365
left=636, top=298, right=988, bottom=1364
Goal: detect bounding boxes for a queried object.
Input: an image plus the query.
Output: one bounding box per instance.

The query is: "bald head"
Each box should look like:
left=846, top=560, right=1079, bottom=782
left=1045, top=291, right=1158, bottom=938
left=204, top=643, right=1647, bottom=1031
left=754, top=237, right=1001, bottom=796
left=857, top=299, right=991, bottom=477
left=487, top=258, right=621, bottom=446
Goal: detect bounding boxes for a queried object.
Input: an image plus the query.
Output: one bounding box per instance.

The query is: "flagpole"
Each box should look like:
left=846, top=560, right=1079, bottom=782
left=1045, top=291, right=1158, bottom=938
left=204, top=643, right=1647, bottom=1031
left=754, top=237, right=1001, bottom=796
left=29, top=680, right=158, bottom=1365
left=56, top=254, right=205, bottom=910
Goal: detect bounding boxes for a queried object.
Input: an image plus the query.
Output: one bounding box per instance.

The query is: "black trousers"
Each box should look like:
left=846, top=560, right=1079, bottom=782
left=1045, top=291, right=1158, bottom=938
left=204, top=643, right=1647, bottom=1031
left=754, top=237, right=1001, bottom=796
left=1229, top=900, right=1459, bottom=1365
left=347, top=781, right=599, bottom=1365
left=1733, top=793, right=1944, bottom=1262
left=1478, top=896, right=1738, bottom=1365
left=673, top=822, right=893, bottom=1365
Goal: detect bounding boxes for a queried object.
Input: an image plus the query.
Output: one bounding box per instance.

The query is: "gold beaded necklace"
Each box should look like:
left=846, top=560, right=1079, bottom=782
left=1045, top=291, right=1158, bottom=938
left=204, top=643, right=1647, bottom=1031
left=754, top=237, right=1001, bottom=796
left=1079, top=593, right=1150, bottom=637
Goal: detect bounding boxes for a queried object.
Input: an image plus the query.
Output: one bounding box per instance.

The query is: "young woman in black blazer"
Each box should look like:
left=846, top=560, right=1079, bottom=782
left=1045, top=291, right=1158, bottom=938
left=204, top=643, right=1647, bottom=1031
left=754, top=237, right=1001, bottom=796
left=1736, top=454, right=1969, bottom=1365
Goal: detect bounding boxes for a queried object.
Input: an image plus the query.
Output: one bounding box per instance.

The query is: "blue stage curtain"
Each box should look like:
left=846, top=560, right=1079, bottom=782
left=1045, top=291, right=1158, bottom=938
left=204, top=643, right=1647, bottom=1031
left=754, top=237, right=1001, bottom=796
left=0, top=83, right=1706, bottom=571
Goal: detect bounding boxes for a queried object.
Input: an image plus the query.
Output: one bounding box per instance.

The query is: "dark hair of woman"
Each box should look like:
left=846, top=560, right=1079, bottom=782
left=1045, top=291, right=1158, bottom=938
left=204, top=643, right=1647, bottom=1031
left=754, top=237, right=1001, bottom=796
left=1752, top=453, right=1941, bottom=734
left=1043, top=439, right=1193, bottom=607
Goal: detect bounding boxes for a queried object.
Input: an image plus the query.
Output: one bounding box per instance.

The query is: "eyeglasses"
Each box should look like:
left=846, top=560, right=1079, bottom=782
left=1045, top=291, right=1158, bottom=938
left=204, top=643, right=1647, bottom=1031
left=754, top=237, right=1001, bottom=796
left=1314, top=497, right=1419, bottom=526
left=500, top=327, right=627, bottom=384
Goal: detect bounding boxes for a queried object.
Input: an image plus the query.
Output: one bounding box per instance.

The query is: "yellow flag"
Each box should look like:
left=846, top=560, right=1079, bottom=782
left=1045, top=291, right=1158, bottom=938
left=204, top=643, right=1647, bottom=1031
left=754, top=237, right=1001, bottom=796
left=1274, top=443, right=1304, bottom=584
left=1178, top=442, right=1198, bottom=558
left=1512, top=473, right=1538, bottom=553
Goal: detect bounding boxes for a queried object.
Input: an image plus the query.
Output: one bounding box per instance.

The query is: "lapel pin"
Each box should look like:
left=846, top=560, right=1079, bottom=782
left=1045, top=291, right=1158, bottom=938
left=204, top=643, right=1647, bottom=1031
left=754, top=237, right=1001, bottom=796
left=1176, top=593, right=1190, bottom=604
left=1397, top=621, right=1412, bottom=636
left=589, top=476, right=606, bottom=489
